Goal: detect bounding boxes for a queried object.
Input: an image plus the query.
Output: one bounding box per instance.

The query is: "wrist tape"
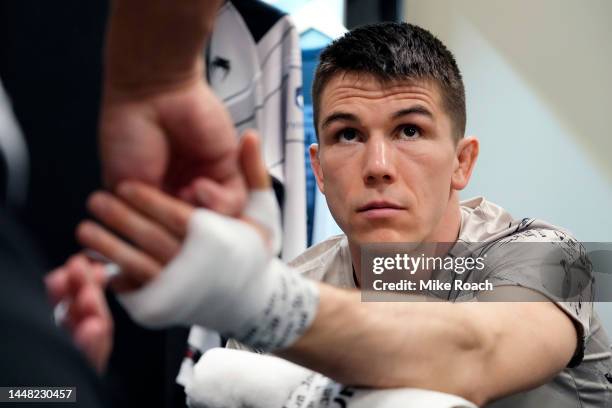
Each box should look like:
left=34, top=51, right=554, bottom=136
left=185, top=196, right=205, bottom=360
left=119, top=190, right=318, bottom=351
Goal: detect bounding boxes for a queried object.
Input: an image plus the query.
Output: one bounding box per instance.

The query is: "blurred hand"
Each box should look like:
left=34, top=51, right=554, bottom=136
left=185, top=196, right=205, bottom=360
left=99, top=79, right=247, bottom=216
left=45, top=255, right=113, bottom=374
left=78, top=131, right=271, bottom=292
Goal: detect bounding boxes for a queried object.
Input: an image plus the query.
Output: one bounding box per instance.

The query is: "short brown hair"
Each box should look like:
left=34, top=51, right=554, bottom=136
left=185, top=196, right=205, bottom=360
left=312, top=22, right=466, bottom=141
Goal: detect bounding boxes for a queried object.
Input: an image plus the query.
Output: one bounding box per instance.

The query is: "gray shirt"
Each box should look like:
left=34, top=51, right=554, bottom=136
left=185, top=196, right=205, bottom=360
left=290, top=197, right=612, bottom=407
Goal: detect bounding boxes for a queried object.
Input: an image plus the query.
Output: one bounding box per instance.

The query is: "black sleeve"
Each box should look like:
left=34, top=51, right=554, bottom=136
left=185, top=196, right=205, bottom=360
left=0, top=209, right=108, bottom=408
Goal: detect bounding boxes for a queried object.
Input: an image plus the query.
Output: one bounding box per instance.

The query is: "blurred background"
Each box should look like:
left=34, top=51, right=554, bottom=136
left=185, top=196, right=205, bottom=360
left=400, top=0, right=612, bottom=333
left=0, top=1, right=610, bottom=407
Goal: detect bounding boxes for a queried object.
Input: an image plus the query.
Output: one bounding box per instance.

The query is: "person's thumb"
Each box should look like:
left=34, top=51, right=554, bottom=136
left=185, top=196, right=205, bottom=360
left=239, top=130, right=270, bottom=190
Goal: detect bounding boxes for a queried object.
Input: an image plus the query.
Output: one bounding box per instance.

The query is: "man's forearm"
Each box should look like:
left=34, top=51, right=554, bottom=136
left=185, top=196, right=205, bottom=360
left=275, top=284, right=576, bottom=406
left=104, top=0, right=222, bottom=93
left=276, top=284, right=488, bottom=402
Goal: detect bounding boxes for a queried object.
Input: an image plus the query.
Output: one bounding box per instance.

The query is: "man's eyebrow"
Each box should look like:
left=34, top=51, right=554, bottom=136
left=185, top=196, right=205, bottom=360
left=392, top=106, right=433, bottom=119
left=320, top=106, right=433, bottom=130
left=320, top=112, right=359, bottom=130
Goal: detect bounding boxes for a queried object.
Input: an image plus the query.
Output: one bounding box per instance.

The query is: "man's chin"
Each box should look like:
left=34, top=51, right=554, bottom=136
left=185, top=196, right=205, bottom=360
left=351, top=228, right=422, bottom=245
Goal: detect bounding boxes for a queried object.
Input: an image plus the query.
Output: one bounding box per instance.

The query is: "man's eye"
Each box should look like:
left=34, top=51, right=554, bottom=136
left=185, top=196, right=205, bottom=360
left=399, top=125, right=421, bottom=139
left=337, top=128, right=358, bottom=142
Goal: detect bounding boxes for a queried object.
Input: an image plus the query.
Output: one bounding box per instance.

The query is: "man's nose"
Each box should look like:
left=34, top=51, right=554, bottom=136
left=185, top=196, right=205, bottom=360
left=362, top=136, right=396, bottom=186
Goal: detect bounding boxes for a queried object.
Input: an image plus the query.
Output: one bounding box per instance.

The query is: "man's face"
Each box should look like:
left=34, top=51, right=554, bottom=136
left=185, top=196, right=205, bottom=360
left=311, top=73, right=462, bottom=245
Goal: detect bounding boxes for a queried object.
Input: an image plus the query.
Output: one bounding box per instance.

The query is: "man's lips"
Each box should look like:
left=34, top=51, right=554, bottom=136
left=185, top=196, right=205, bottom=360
left=357, top=200, right=405, bottom=212
left=356, top=201, right=406, bottom=218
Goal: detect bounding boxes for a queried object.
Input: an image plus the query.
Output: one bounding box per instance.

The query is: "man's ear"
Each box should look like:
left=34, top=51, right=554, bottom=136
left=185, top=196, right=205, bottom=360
left=451, top=136, right=479, bottom=191
left=309, top=143, right=325, bottom=194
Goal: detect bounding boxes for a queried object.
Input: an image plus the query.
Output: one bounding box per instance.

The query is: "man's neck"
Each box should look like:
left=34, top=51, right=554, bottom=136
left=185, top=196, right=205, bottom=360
left=349, top=195, right=463, bottom=288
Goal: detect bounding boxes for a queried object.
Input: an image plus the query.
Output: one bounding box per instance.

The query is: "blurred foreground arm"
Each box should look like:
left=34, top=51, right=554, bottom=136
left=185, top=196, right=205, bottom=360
left=101, top=0, right=247, bottom=214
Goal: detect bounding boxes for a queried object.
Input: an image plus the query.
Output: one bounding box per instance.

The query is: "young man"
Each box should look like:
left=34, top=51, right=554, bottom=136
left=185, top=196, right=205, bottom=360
left=78, top=23, right=611, bottom=407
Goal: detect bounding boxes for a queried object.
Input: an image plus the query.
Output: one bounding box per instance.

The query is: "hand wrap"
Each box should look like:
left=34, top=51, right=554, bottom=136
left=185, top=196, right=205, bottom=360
left=119, top=190, right=318, bottom=351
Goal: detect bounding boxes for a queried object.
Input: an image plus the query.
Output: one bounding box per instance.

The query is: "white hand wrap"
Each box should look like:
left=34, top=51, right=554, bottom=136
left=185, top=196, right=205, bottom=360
left=244, top=189, right=282, bottom=255
left=186, top=348, right=314, bottom=408
left=186, top=348, right=477, bottom=408
left=118, top=190, right=318, bottom=351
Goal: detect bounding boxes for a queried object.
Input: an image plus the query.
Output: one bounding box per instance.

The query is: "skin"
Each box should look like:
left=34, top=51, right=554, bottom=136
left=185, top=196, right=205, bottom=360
left=76, top=75, right=578, bottom=405
left=49, top=0, right=243, bottom=373
left=45, top=255, right=113, bottom=374
left=101, top=0, right=246, bottom=214
left=78, top=131, right=271, bottom=293
left=310, top=74, right=474, bottom=277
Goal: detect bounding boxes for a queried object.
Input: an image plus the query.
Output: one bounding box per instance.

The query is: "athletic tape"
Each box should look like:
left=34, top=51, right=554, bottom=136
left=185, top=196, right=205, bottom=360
left=118, top=208, right=268, bottom=329
left=186, top=348, right=312, bottom=408
left=244, top=189, right=282, bottom=256
left=177, top=188, right=283, bottom=386
left=118, top=209, right=319, bottom=351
